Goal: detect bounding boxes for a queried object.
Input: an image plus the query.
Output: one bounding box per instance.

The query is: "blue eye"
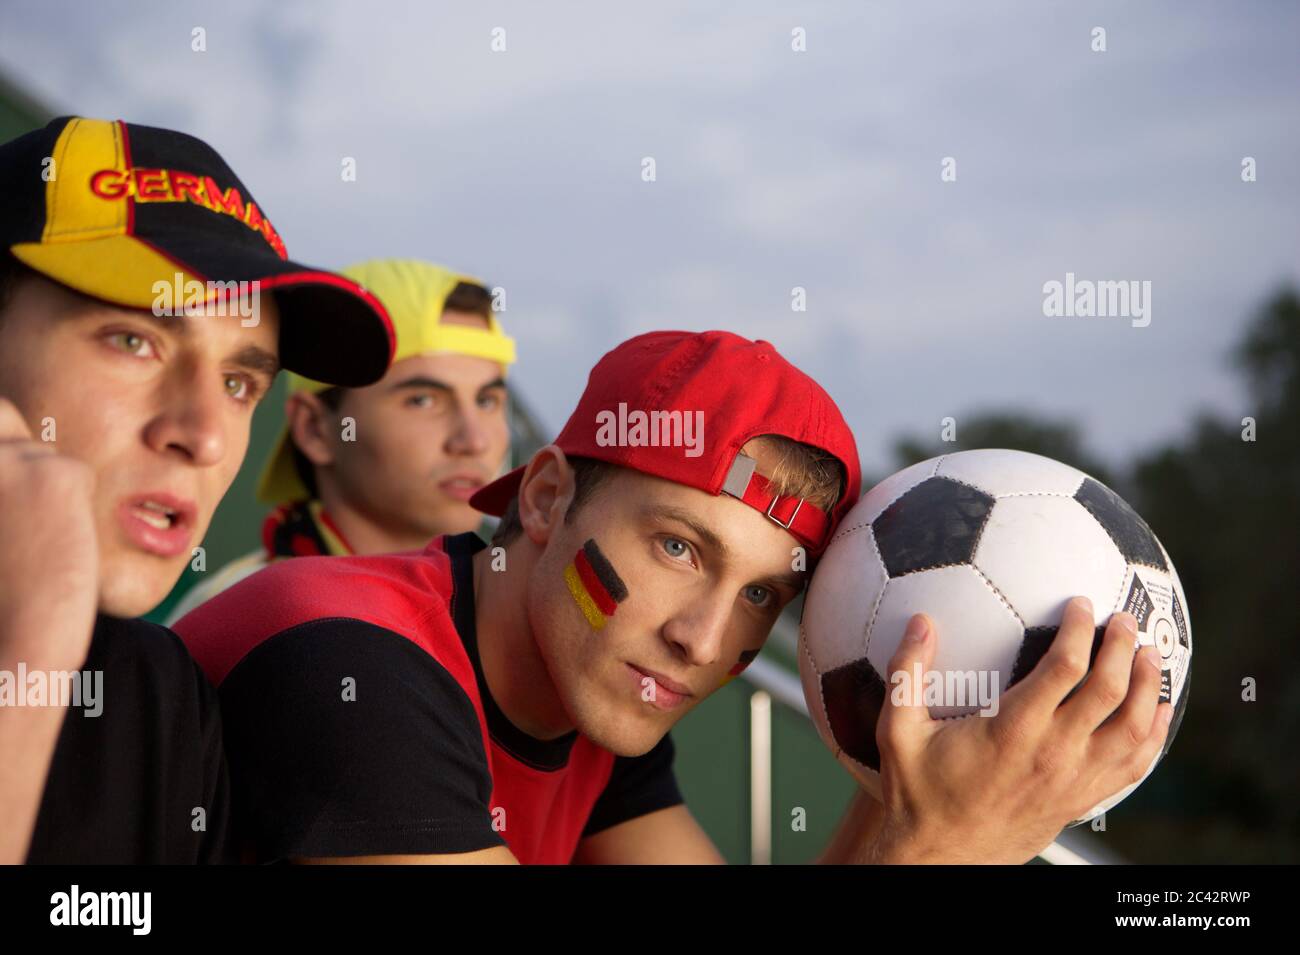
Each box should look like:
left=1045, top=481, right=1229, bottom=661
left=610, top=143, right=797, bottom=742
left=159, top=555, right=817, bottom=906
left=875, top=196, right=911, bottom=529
left=743, top=585, right=773, bottom=607
left=661, top=537, right=691, bottom=560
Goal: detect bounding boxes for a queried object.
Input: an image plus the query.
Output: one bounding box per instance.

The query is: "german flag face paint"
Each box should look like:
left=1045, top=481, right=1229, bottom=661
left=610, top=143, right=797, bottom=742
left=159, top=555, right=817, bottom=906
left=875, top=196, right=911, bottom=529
left=564, top=538, right=629, bottom=631
left=719, top=649, right=760, bottom=687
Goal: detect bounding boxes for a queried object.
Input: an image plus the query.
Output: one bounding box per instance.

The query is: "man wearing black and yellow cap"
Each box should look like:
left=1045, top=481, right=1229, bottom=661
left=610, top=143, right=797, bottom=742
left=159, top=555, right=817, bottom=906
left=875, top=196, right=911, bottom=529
left=0, top=116, right=393, bottom=863
left=167, top=258, right=515, bottom=621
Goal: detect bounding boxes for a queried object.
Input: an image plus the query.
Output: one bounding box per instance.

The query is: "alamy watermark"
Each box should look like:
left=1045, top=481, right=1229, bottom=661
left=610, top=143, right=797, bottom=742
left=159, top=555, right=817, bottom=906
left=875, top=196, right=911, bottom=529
left=152, top=272, right=262, bottom=327
left=890, top=661, right=1000, bottom=717
left=50, top=885, right=150, bottom=935
left=0, top=665, right=103, bottom=717
left=595, top=403, right=704, bottom=458
left=1042, top=272, right=1151, bottom=328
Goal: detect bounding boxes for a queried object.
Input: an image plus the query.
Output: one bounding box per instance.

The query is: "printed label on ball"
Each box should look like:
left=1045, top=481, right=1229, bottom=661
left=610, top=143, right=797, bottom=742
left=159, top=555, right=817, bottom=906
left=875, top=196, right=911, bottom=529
left=1125, top=566, right=1190, bottom=702
left=1122, top=576, right=1155, bottom=632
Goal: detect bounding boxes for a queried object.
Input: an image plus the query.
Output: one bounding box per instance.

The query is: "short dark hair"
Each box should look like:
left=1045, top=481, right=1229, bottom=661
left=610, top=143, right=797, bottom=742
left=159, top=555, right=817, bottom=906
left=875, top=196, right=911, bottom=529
left=489, top=456, right=617, bottom=548
left=443, top=280, right=494, bottom=318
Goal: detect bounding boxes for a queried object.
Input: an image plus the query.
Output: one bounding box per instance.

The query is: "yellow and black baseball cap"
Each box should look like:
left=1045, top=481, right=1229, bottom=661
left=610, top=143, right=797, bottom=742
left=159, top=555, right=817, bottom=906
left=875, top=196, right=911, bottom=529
left=0, top=116, right=395, bottom=386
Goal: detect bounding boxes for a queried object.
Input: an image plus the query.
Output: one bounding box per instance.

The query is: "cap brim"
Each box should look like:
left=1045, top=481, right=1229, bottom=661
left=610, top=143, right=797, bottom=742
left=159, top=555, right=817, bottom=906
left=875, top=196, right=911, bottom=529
left=257, top=268, right=395, bottom=387
left=468, top=464, right=526, bottom=516
left=12, top=235, right=395, bottom=388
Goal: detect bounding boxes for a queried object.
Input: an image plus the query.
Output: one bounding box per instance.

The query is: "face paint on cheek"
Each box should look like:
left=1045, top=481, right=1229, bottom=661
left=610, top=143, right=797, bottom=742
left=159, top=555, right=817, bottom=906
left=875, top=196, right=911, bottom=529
left=718, top=649, right=760, bottom=688
left=563, top=538, right=629, bottom=632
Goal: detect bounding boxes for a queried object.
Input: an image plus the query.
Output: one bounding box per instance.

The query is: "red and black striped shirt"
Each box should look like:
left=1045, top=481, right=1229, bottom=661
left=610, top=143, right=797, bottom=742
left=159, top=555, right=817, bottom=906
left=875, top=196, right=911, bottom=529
left=172, top=531, right=682, bottom=863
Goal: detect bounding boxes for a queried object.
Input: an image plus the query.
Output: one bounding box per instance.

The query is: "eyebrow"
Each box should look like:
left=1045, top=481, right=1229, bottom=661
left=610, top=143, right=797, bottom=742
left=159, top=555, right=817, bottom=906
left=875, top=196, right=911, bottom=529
left=755, top=566, right=808, bottom=594
left=138, top=311, right=279, bottom=378
left=388, top=375, right=508, bottom=395
left=639, top=503, right=807, bottom=593
left=760, top=568, right=808, bottom=593
left=641, top=503, right=731, bottom=558
left=229, top=345, right=281, bottom=379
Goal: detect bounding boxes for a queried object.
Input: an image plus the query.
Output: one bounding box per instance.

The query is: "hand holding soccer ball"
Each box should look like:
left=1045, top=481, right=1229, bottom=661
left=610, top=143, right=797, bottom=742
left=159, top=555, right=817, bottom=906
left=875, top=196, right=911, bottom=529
left=800, top=449, right=1190, bottom=861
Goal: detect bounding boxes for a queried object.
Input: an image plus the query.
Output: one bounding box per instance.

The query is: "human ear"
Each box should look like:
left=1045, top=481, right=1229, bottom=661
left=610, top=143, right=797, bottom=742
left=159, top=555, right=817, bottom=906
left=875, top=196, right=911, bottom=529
left=518, top=444, right=576, bottom=546
left=286, top=391, right=337, bottom=467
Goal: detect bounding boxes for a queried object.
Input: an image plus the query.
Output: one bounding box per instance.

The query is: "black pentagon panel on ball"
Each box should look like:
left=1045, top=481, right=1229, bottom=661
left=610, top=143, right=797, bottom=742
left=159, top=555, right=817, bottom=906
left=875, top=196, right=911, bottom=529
left=1009, top=624, right=1107, bottom=695
left=822, top=658, right=887, bottom=771
left=871, top=477, right=995, bottom=577
left=1074, top=478, right=1167, bottom=571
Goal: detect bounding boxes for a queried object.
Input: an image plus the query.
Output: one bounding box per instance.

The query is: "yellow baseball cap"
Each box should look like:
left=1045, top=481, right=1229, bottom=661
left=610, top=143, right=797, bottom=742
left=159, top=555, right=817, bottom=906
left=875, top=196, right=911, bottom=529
left=256, top=258, right=516, bottom=504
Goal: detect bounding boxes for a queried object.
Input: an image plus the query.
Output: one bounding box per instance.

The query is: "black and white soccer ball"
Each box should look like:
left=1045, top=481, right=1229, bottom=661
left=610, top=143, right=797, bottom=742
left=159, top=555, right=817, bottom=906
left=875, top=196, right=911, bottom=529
left=798, top=448, right=1191, bottom=825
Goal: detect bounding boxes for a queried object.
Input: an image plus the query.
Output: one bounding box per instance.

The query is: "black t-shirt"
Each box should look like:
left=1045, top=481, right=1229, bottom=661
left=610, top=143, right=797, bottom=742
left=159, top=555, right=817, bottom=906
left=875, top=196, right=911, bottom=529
left=24, top=614, right=235, bottom=864
left=182, top=531, right=684, bottom=863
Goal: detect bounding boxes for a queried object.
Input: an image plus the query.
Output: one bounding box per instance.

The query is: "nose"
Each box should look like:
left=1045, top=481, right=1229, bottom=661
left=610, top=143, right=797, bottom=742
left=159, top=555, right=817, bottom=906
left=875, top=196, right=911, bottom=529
left=661, top=589, right=733, bottom=668
left=142, top=361, right=228, bottom=467
left=444, top=403, right=491, bottom=457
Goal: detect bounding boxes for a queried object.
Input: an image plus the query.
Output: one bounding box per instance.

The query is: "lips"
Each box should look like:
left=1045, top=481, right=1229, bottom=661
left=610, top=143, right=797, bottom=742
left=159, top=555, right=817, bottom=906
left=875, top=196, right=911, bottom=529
left=438, top=473, right=488, bottom=502
left=627, top=663, right=693, bottom=711
left=633, top=665, right=692, bottom=697
left=116, top=492, right=197, bottom=558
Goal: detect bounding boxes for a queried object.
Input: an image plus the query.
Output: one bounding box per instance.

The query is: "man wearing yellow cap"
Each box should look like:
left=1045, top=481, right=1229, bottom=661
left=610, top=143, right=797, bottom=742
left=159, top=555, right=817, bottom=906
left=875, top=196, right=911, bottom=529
left=168, top=259, right=515, bottom=621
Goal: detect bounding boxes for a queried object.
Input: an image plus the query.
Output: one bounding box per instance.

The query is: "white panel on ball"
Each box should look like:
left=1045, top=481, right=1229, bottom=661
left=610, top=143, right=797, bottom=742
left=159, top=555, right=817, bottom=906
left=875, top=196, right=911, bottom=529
left=801, top=524, right=888, bottom=673
left=974, top=494, right=1129, bottom=629
left=796, top=625, right=835, bottom=757
left=935, top=448, right=1088, bottom=498
left=868, top=565, right=1023, bottom=719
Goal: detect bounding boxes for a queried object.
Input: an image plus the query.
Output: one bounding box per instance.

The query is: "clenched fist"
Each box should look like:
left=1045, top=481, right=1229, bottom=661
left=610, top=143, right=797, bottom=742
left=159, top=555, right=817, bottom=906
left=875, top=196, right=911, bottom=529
left=0, top=397, right=99, bottom=671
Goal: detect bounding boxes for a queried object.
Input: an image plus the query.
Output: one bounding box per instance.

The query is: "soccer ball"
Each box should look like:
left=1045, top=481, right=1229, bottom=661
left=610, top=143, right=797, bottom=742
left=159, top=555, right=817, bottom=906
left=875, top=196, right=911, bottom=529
left=798, top=448, right=1191, bottom=825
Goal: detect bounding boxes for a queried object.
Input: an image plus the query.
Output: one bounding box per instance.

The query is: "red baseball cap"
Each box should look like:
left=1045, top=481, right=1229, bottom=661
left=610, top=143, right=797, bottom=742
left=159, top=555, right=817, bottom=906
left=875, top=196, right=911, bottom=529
left=469, top=330, right=862, bottom=554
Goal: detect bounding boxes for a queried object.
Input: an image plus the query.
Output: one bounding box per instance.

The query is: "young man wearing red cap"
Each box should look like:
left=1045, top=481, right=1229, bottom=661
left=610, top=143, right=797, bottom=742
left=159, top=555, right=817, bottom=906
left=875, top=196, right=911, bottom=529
left=0, top=116, right=394, bottom=863
left=174, top=330, right=1171, bottom=864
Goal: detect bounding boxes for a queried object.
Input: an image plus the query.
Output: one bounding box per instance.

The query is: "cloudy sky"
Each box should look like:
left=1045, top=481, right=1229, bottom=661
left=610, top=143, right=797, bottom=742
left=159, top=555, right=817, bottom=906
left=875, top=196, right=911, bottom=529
left=3, top=0, right=1297, bottom=479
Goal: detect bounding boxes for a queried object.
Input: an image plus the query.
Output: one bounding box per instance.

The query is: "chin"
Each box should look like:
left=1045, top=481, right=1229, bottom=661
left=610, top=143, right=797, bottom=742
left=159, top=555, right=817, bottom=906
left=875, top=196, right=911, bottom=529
left=584, top=719, right=665, bottom=758
left=96, top=550, right=183, bottom=619
left=570, top=689, right=666, bottom=758
left=430, top=505, right=485, bottom=536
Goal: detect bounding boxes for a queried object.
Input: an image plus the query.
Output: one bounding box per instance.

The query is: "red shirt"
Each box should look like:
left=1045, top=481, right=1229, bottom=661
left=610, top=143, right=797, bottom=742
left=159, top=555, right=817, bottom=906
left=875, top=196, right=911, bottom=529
left=173, top=531, right=681, bottom=864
